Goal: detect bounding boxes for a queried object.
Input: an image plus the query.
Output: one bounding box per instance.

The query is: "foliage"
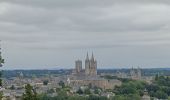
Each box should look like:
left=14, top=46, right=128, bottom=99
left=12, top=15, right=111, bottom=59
left=88, top=95, right=108, bottom=100
left=112, top=94, right=141, bottom=100
left=155, top=74, right=159, bottom=81
left=58, top=81, right=65, bottom=88
left=22, top=84, right=38, bottom=100
left=10, top=85, right=15, bottom=90
left=37, top=94, right=108, bottom=100
left=36, top=86, right=108, bottom=100
left=47, top=89, right=55, bottom=94
left=77, top=88, right=83, bottom=94
left=145, top=75, right=170, bottom=99
left=94, top=88, right=101, bottom=94
left=84, top=88, right=91, bottom=95
left=0, top=49, right=4, bottom=100
left=114, top=80, right=146, bottom=95
left=101, top=75, right=118, bottom=80
left=43, top=80, right=49, bottom=85
left=114, top=76, right=170, bottom=99
left=155, top=91, right=168, bottom=99
left=0, top=54, right=4, bottom=65
left=0, top=92, right=3, bottom=100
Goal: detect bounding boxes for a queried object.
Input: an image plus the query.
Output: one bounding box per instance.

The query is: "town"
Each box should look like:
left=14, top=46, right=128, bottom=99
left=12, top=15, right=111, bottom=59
left=0, top=0, right=170, bottom=100
left=1, top=53, right=170, bottom=100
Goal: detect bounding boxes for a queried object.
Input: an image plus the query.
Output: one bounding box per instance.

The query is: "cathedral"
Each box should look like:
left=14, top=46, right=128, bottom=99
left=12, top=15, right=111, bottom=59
left=74, top=53, right=97, bottom=76
left=68, top=53, right=121, bottom=90
left=130, top=67, right=142, bottom=80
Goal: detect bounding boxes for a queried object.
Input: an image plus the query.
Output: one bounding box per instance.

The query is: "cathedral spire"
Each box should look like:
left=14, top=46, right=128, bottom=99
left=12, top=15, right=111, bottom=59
left=86, top=52, right=89, bottom=61
left=91, top=52, right=95, bottom=61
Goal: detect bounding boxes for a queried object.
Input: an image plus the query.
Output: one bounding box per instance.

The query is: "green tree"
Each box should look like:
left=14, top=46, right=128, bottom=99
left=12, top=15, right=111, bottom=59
left=22, top=84, right=38, bottom=100
left=10, top=85, right=15, bottom=90
left=77, top=88, right=83, bottom=95
left=155, top=74, right=159, bottom=81
left=58, top=81, right=65, bottom=88
left=43, top=80, right=48, bottom=85
left=155, top=91, right=168, bottom=99
left=47, top=88, right=55, bottom=94
left=112, top=94, right=141, bottom=100
left=146, top=84, right=160, bottom=93
left=84, top=88, right=91, bottom=95
left=89, top=95, right=107, bottom=100
left=0, top=47, right=4, bottom=100
left=56, top=90, right=68, bottom=100
left=37, top=94, right=52, bottom=100
left=94, top=88, right=100, bottom=94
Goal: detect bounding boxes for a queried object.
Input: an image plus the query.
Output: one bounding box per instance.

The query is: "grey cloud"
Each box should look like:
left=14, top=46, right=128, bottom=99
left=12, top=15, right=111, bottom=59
left=0, top=0, right=170, bottom=68
left=1, top=1, right=170, bottom=35
left=2, top=0, right=170, bottom=8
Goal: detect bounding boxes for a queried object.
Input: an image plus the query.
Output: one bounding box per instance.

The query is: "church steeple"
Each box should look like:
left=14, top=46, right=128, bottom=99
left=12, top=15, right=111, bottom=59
left=85, top=52, right=97, bottom=76
left=86, top=52, right=89, bottom=61
left=91, top=52, right=95, bottom=61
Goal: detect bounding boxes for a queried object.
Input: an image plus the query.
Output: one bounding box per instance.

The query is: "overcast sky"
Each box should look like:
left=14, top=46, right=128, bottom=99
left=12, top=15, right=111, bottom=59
left=0, top=0, right=170, bottom=69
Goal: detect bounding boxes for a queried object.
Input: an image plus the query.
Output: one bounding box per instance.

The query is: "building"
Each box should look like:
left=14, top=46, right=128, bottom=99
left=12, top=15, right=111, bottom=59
left=74, top=52, right=97, bottom=76
left=85, top=53, right=97, bottom=76
left=141, top=89, right=150, bottom=100
left=69, top=79, right=121, bottom=90
left=69, top=53, right=121, bottom=90
left=116, top=71, right=128, bottom=79
left=75, top=60, right=82, bottom=74
left=130, top=67, right=142, bottom=80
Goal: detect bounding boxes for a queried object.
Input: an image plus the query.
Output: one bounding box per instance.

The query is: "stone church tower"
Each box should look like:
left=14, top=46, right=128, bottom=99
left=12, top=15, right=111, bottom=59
left=75, top=60, right=82, bottom=74
left=85, top=53, right=90, bottom=75
left=85, top=53, right=97, bottom=76
left=130, top=67, right=142, bottom=80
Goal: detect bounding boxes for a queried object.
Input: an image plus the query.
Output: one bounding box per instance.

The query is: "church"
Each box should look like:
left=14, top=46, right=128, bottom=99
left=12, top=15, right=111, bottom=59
left=67, top=53, right=121, bottom=90
left=74, top=53, right=97, bottom=76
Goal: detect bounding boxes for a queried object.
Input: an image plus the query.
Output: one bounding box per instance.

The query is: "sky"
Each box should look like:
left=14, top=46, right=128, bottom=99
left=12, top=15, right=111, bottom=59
left=0, top=0, right=170, bottom=69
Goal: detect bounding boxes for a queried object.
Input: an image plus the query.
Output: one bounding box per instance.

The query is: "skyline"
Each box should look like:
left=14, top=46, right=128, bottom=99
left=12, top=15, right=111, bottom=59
left=0, top=0, right=170, bottom=69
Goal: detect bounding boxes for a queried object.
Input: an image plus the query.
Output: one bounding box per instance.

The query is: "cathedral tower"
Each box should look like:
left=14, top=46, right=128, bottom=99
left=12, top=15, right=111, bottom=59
left=85, top=52, right=97, bottom=76
left=75, top=60, right=82, bottom=74
left=75, top=52, right=97, bottom=76
left=85, top=52, right=90, bottom=75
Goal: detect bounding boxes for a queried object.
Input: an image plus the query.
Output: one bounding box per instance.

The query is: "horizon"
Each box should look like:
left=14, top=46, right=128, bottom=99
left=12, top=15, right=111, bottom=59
left=1, top=66, right=170, bottom=70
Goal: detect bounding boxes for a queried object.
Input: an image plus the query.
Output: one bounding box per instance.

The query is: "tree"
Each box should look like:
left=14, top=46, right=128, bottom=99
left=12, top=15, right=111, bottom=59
left=88, top=95, right=107, bottom=100
left=0, top=52, right=4, bottom=67
left=77, top=88, right=83, bottom=95
left=10, top=85, right=15, bottom=90
left=94, top=88, right=100, bottom=94
left=112, top=94, right=141, bottom=100
left=84, top=88, right=91, bottom=95
left=0, top=46, right=4, bottom=99
left=155, top=91, right=168, bottom=99
left=146, top=84, right=160, bottom=93
left=43, top=80, right=48, bottom=85
left=155, top=74, right=159, bottom=81
left=47, top=89, right=55, bottom=94
left=58, top=81, right=65, bottom=88
left=56, top=90, right=68, bottom=100
left=22, top=84, right=38, bottom=100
